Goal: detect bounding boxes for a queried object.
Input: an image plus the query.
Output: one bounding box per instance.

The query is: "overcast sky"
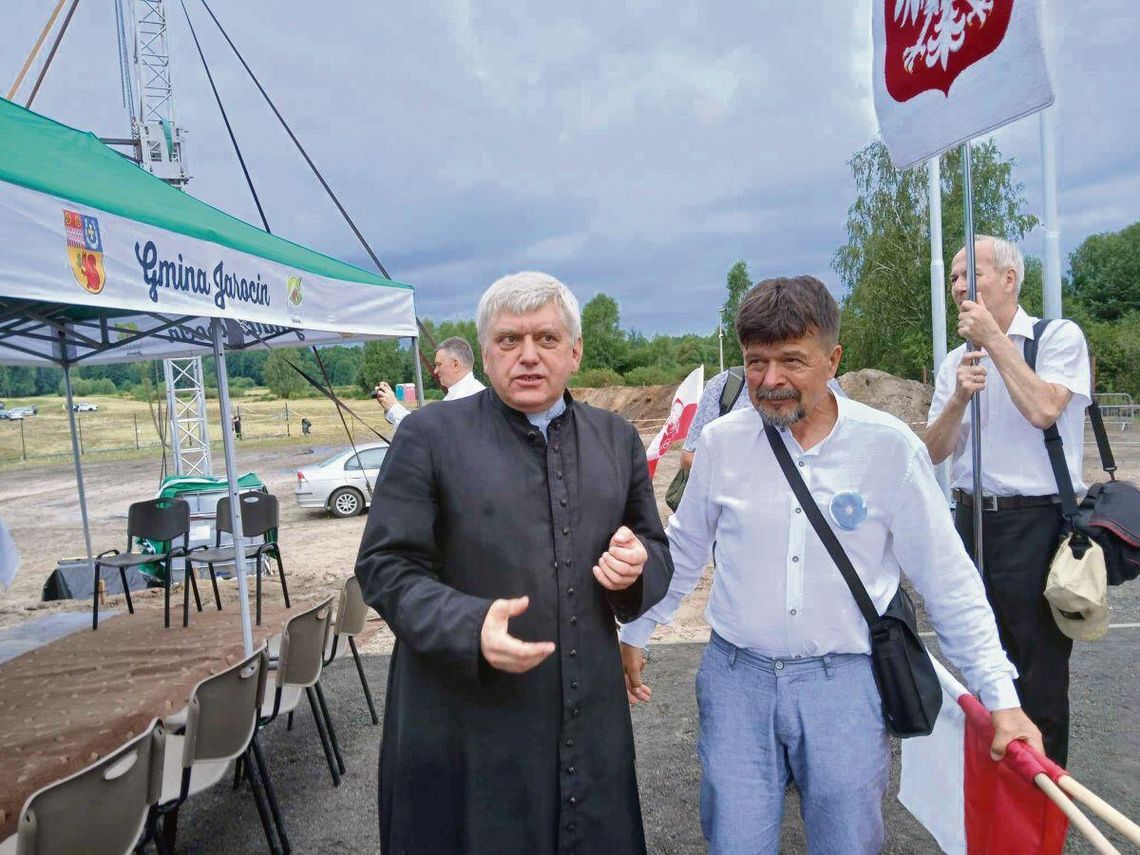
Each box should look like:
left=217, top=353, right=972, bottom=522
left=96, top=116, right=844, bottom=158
left=4, top=1, right=1138, bottom=334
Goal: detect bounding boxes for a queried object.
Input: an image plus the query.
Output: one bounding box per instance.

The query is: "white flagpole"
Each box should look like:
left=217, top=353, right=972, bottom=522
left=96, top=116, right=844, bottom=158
left=927, top=156, right=950, bottom=498
left=1040, top=107, right=1063, bottom=320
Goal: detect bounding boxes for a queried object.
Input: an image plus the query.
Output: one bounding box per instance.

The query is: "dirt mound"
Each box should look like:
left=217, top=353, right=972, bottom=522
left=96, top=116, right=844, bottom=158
left=837, top=369, right=933, bottom=428
left=572, top=385, right=676, bottom=425
left=577, top=371, right=934, bottom=432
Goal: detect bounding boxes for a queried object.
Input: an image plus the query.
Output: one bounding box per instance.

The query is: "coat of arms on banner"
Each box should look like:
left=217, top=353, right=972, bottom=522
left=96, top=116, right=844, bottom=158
left=885, top=0, right=1013, bottom=102
left=287, top=275, right=304, bottom=323
left=64, top=209, right=106, bottom=294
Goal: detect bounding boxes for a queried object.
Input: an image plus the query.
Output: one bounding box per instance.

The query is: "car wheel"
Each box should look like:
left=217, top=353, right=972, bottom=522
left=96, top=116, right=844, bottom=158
left=329, top=487, right=364, bottom=518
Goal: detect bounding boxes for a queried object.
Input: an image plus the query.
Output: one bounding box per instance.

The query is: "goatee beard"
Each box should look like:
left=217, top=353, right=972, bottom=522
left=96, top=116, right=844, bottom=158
left=757, top=404, right=805, bottom=427
left=754, top=387, right=804, bottom=427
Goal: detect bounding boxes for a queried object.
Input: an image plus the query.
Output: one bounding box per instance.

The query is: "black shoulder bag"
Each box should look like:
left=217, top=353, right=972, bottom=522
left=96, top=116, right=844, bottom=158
left=1026, top=320, right=1140, bottom=586
left=765, top=424, right=942, bottom=737
left=665, top=367, right=746, bottom=512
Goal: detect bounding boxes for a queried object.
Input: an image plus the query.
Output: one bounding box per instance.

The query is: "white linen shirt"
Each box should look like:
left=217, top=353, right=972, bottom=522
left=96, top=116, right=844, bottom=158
left=621, top=394, right=1019, bottom=710
left=928, top=307, right=1091, bottom=496
left=386, top=371, right=486, bottom=426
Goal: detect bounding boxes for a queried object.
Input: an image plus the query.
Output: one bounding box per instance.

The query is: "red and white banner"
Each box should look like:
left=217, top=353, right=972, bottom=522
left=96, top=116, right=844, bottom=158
left=872, top=0, right=1054, bottom=169
left=645, top=366, right=703, bottom=479
left=899, top=658, right=1069, bottom=853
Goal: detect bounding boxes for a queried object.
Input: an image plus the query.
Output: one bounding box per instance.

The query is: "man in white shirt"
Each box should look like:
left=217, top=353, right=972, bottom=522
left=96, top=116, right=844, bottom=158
left=620, top=276, right=1042, bottom=854
left=925, top=236, right=1091, bottom=766
left=375, top=336, right=485, bottom=426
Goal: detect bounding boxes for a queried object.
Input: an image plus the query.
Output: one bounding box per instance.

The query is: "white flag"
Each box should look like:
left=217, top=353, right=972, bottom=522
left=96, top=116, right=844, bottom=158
left=872, top=0, right=1053, bottom=169
left=645, top=366, right=703, bottom=479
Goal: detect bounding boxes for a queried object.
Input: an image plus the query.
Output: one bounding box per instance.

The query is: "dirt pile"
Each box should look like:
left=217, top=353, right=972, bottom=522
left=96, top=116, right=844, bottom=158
left=572, top=385, right=676, bottom=424
left=837, top=369, right=934, bottom=429
left=576, top=371, right=935, bottom=431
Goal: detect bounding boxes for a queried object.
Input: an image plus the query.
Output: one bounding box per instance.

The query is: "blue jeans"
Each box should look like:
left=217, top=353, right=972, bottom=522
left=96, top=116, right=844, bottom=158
left=696, top=632, right=890, bottom=854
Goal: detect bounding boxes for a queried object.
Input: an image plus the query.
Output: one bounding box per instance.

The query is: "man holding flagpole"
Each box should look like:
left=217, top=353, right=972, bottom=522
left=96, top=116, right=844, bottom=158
left=925, top=236, right=1091, bottom=765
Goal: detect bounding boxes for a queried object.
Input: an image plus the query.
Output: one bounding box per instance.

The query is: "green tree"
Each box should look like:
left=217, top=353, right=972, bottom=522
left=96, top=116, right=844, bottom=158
left=262, top=348, right=306, bottom=399
left=580, top=293, right=629, bottom=373
left=1068, top=222, right=1140, bottom=322
left=720, top=261, right=751, bottom=367
left=833, top=139, right=1038, bottom=381
left=357, top=340, right=411, bottom=392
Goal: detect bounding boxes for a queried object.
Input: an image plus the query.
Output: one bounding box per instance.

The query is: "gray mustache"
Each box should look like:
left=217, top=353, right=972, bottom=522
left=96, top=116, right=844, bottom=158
left=755, top=387, right=801, bottom=402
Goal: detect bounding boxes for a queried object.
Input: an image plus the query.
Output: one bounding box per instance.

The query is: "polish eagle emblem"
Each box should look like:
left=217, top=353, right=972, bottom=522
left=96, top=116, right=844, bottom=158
left=884, top=0, right=1013, bottom=102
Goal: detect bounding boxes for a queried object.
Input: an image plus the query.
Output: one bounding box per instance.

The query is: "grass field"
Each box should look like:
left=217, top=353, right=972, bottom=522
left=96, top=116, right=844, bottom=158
left=0, top=390, right=399, bottom=467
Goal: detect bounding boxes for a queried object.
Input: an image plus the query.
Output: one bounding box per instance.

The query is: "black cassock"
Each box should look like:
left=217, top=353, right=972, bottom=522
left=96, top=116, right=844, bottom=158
left=355, top=388, right=673, bottom=854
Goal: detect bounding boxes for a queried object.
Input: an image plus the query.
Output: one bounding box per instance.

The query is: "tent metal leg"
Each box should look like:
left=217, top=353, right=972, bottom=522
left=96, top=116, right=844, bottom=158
left=211, top=318, right=254, bottom=655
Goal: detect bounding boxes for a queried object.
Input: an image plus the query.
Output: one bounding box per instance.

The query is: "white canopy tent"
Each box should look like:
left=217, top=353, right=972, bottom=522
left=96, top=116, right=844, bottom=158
left=0, top=97, right=418, bottom=652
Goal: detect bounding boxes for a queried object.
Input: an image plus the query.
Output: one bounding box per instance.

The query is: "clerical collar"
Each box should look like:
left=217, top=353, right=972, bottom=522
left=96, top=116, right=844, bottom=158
left=526, top=396, right=567, bottom=440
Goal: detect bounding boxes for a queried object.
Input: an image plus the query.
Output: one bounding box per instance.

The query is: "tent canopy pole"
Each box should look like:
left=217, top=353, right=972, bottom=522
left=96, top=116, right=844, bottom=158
left=60, top=342, right=95, bottom=586
left=413, top=335, right=425, bottom=406
left=211, top=318, right=254, bottom=655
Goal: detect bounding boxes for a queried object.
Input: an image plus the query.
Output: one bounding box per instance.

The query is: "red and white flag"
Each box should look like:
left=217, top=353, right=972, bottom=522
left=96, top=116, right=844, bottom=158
left=899, top=658, right=1069, bottom=853
left=645, top=366, right=703, bottom=479
left=872, top=0, right=1054, bottom=169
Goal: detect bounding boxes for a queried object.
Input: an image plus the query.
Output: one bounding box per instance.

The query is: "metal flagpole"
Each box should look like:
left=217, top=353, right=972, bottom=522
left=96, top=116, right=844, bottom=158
left=211, top=318, right=254, bottom=655
left=927, top=155, right=951, bottom=498
left=61, top=350, right=96, bottom=596
left=962, top=142, right=984, bottom=568
left=1040, top=107, right=1063, bottom=319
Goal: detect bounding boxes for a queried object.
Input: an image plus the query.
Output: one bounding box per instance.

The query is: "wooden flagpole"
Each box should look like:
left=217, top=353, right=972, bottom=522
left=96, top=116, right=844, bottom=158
left=1057, top=776, right=1140, bottom=848
left=1033, top=774, right=1119, bottom=854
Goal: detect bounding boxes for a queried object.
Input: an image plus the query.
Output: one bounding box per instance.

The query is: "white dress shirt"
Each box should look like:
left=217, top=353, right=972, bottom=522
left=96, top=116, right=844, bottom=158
left=621, top=394, right=1019, bottom=710
left=386, top=371, right=486, bottom=426
left=928, top=307, right=1091, bottom=496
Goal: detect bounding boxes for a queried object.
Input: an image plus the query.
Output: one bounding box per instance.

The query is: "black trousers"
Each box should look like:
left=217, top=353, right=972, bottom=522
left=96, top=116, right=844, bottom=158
left=954, top=502, right=1072, bottom=766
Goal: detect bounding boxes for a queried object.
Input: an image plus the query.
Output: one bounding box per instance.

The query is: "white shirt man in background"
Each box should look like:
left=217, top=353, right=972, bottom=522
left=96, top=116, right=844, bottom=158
left=375, top=336, right=485, bottom=426
left=620, top=275, right=1041, bottom=854
left=925, top=235, right=1091, bottom=766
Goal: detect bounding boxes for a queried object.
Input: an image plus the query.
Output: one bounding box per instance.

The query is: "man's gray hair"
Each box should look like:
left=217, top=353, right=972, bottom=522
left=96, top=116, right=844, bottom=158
left=476, top=271, right=582, bottom=348
left=437, top=336, right=475, bottom=369
left=973, top=234, right=1025, bottom=291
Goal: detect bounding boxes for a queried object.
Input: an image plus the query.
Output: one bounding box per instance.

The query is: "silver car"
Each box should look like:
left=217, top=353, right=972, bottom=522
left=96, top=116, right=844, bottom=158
left=294, top=442, right=389, bottom=517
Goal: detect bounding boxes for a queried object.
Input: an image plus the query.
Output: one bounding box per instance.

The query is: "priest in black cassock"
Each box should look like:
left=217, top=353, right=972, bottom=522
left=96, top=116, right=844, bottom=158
left=354, top=271, right=674, bottom=854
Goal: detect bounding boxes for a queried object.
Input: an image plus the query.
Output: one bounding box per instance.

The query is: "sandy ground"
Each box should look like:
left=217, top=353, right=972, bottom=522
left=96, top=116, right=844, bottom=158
left=1, top=415, right=1138, bottom=640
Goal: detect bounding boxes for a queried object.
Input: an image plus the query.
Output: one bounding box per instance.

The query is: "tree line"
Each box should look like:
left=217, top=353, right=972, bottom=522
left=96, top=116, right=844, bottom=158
left=1, top=140, right=1135, bottom=401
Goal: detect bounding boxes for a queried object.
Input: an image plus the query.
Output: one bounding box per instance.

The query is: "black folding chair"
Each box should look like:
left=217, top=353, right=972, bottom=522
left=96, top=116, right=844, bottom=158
left=93, top=497, right=195, bottom=630
left=187, top=492, right=290, bottom=625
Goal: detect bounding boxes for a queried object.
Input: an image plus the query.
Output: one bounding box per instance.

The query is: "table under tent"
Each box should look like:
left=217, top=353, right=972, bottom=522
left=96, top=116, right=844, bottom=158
left=0, top=96, right=418, bottom=653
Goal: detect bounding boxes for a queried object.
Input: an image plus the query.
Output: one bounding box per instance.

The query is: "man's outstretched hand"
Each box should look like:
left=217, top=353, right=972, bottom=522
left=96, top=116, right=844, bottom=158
left=480, top=596, right=555, bottom=673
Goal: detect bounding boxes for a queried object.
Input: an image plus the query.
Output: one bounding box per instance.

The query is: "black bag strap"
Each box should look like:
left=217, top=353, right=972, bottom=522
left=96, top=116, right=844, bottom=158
left=1025, top=318, right=1116, bottom=482
left=719, top=366, right=745, bottom=417
left=764, top=424, right=879, bottom=628
left=1025, top=319, right=1080, bottom=521
left=1021, top=319, right=1117, bottom=526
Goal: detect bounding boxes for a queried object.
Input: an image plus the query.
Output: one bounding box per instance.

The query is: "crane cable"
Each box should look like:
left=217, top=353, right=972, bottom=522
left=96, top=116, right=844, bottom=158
left=194, top=0, right=440, bottom=362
